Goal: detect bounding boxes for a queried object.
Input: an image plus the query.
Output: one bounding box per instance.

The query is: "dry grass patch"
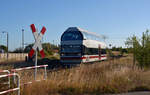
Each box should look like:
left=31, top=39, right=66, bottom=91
left=0, top=55, right=149, bottom=95
left=21, top=56, right=150, bottom=95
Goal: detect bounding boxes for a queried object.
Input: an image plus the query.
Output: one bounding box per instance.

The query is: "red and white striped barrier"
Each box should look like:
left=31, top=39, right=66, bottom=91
left=11, top=65, right=48, bottom=85
left=29, top=24, right=46, bottom=58
left=0, top=70, right=10, bottom=88
left=0, top=73, right=20, bottom=95
left=0, top=70, right=10, bottom=73
left=11, top=65, right=48, bottom=72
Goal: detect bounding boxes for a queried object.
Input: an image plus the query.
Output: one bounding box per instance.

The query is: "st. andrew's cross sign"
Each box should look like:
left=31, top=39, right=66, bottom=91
left=28, top=24, right=46, bottom=58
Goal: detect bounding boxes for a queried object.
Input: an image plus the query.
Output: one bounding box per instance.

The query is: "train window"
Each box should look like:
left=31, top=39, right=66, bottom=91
left=88, top=48, right=98, bottom=55
left=61, top=31, right=83, bottom=41
left=61, top=53, right=82, bottom=56
left=101, top=49, right=106, bottom=54
left=83, top=46, right=99, bottom=55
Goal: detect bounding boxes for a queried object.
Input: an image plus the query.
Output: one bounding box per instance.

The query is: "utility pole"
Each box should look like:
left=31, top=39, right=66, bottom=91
left=22, top=29, right=24, bottom=52
left=7, top=32, right=8, bottom=60
left=53, top=40, right=55, bottom=45
left=2, top=31, right=9, bottom=60
left=22, top=29, right=24, bottom=60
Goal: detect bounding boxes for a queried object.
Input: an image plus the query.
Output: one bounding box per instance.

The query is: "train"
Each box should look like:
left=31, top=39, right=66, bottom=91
left=60, top=27, right=107, bottom=65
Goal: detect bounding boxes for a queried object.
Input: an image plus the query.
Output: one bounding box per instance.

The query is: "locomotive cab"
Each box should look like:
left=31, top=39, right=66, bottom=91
left=60, top=28, right=83, bottom=65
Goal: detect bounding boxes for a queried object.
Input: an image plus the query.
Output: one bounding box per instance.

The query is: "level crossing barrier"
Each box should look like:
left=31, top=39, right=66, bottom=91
left=0, top=73, right=20, bottom=95
left=11, top=65, right=48, bottom=85
left=0, top=70, right=10, bottom=88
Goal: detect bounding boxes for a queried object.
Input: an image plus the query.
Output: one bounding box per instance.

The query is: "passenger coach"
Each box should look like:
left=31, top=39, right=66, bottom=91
left=60, top=27, right=107, bottom=65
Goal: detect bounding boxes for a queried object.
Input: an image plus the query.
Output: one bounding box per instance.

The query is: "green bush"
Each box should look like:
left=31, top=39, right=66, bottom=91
left=126, top=30, right=150, bottom=68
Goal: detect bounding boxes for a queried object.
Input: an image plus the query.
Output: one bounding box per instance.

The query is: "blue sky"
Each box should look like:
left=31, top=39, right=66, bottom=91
left=0, top=0, right=150, bottom=50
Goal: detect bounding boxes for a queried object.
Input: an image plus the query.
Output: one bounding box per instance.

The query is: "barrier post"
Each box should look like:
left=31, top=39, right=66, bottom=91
left=44, top=66, right=47, bottom=80
left=12, top=70, right=16, bottom=84
left=35, top=50, right=38, bottom=80
left=17, top=74, right=20, bottom=95
left=0, top=73, right=20, bottom=95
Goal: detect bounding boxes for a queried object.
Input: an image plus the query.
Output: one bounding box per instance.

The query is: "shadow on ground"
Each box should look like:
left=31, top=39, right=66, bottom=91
left=0, top=58, right=61, bottom=70
left=13, top=58, right=61, bottom=69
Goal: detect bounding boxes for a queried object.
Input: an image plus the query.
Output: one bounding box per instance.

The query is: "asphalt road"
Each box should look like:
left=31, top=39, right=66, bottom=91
left=112, top=91, right=150, bottom=95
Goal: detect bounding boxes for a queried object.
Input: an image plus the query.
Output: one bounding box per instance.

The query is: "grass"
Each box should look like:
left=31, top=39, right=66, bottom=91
left=20, top=55, right=150, bottom=95
left=1, top=54, right=150, bottom=95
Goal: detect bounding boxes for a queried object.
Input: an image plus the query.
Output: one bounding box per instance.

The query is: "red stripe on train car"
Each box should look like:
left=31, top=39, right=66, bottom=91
left=61, top=57, right=83, bottom=60
left=89, top=56, right=99, bottom=58
left=61, top=55, right=106, bottom=60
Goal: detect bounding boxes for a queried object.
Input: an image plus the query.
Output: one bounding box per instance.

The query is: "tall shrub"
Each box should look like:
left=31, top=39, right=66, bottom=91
left=125, top=30, right=150, bottom=68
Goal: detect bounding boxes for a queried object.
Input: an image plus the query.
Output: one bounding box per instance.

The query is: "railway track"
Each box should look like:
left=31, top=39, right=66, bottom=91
left=0, top=55, right=125, bottom=72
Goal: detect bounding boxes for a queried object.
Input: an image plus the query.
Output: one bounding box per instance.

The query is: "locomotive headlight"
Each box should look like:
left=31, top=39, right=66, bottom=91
left=61, top=53, right=64, bottom=56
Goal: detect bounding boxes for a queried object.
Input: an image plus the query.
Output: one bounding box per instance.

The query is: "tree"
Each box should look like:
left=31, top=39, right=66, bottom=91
left=0, top=45, right=7, bottom=52
left=23, top=42, right=59, bottom=57
left=42, top=43, right=53, bottom=56
left=24, top=44, right=33, bottom=53
left=125, top=30, right=150, bottom=68
left=13, top=47, right=23, bottom=53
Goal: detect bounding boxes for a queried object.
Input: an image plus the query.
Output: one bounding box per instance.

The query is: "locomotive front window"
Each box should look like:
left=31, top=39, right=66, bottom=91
left=61, top=31, right=83, bottom=41
left=61, top=45, right=81, bottom=53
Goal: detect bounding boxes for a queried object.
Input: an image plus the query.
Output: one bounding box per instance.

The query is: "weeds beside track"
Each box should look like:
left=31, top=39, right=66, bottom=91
left=21, top=55, right=150, bottom=95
